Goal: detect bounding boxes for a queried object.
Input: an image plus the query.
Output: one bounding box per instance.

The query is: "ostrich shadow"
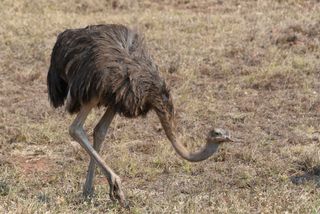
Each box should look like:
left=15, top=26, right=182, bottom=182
left=291, top=166, right=320, bottom=187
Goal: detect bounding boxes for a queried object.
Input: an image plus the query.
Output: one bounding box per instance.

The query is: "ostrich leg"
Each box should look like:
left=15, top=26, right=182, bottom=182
left=83, top=107, right=116, bottom=197
left=69, top=104, right=126, bottom=206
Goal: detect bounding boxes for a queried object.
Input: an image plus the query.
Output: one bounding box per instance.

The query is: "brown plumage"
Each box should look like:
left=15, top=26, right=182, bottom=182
left=47, top=24, right=233, bottom=207
left=48, top=24, right=160, bottom=117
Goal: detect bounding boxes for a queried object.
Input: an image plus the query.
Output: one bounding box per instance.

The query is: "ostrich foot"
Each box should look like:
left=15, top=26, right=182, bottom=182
left=83, top=184, right=95, bottom=198
left=108, top=175, right=128, bottom=208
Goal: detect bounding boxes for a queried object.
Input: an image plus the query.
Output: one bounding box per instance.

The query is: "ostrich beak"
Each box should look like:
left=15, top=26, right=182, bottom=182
left=227, top=136, right=244, bottom=143
left=226, top=136, right=234, bottom=142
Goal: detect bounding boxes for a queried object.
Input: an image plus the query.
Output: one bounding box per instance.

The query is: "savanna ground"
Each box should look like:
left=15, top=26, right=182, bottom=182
left=0, top=0, right=320, bottom=213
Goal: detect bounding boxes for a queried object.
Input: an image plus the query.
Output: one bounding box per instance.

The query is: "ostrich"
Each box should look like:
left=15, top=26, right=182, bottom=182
left=47, top=24, right=233, bottom=207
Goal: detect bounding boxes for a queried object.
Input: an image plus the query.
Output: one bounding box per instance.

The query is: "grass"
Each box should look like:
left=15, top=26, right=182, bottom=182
left=1, top=0, right=320, bottom=213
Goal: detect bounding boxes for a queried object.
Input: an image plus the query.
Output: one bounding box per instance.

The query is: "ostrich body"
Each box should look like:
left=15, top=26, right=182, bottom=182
left=47, top=24, right=232, bottom=207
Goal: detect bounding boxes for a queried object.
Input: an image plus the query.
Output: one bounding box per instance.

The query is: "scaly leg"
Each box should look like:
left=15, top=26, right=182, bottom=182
left=83, top=107, right=116, bottom=197
left=69, top=103, right=126, bottom=207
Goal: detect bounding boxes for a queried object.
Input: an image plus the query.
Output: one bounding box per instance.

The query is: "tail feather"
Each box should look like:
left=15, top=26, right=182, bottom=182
left=47, top=64, right=68, bottom=108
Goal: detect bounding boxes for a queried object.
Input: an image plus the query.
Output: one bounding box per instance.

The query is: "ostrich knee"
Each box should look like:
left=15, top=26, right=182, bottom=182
left=69, top=124, right=85, bottom=142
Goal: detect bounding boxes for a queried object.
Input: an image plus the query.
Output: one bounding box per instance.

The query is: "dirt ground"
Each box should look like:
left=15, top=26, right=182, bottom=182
left=0, top=0, right=320, bottom=213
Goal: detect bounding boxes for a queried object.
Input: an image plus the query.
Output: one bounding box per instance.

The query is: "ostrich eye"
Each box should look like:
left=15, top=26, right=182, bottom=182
left=214, top=132, right=222, bottom=136
left=211, top=130, right=221, bottom=136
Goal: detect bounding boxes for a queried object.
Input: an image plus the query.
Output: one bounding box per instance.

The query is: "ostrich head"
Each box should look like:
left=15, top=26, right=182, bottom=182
left=206, top=128, right=233, bottom=144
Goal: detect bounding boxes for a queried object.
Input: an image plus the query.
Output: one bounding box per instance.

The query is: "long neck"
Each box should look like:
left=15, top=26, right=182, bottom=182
left=157, top=113, right=220, bottom=162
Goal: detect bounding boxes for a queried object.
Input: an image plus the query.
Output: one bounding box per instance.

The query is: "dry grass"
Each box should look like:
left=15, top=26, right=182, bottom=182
left=1, top=0, right=320, bottom=213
